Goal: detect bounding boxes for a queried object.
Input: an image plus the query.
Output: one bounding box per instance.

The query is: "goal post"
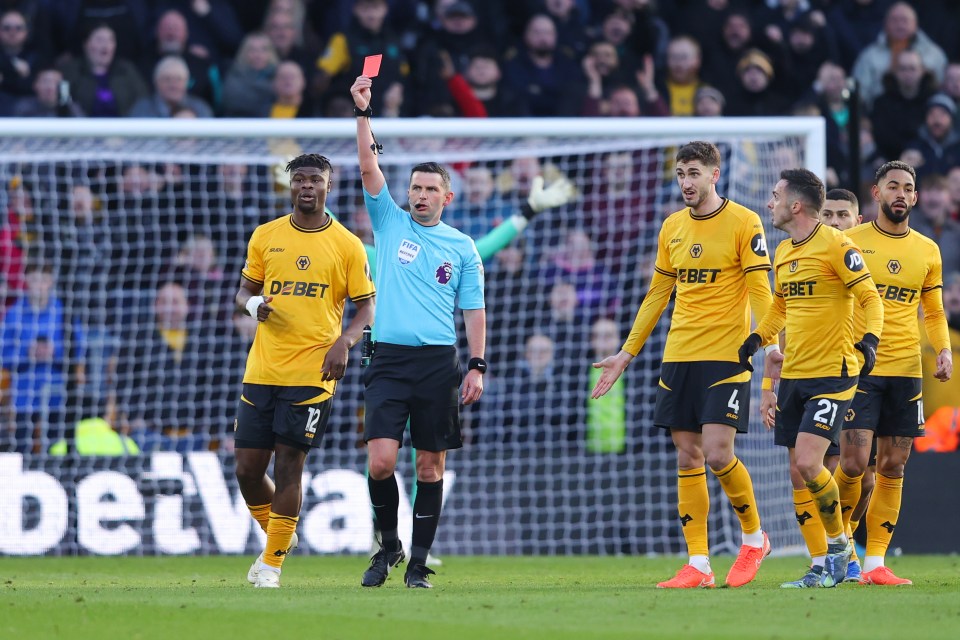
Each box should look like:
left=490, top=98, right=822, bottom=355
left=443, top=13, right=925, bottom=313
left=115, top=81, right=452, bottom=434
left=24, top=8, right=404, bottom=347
left=0, top=116, right=823, bottom=556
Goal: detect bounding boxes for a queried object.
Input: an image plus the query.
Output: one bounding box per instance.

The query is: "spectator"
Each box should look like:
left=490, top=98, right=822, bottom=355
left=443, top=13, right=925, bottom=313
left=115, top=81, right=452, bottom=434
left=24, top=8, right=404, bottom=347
left=0, top=176, right=33, bottom=310
left=726, top=47, right=789, bottom=116
left=50, top=0, right=150, bottom=61
left=694, top=85, right=725, bottom=116
left=903, top=93, right=960, bottom=179
left=464, top=45, right=527, bottom=117
left=262, top=59, right=312, bottom=117
left=912, top=0, right=960, bottom=62
left=115, top=281, right=216, bottom=452
left=659, top=35, right=705, bottom=116
left=827, top=0, right=891, bottom=71
left=542, top=0, right=590, bottom=59
left=0, top=9, right=42, bottom=97
left=941, top=62, right=960, bottom=124
left=221, top=32, right=277, bottom=117
left=129, top=55, right=214, bottom=118
left=443, top=164, right=511, bottom=238
left=0, top=261, right=79, bottom=453
left=870, top=49, right=938, bottom=163
left=262, top=6, right=317, bottom=81
left=909, top=174, right=960, bottom=275
left=810, top=62, right=854, bottom=187
left=154, top=1, right=244, bottom=63
left=852, top=1, right=947, bottom=109
left=164, top=233, right=232, bottom=332
left=312, top=0, right=407, bottom=115
left=12, top=67, right=85, bottom=117
left=414, top=1, right=487, bottom=84
left=139, top=9, right=221, bottom=111
left=538, top=228, right=618, bottom=322
left=947, top=165, right=960, bottom=220
left=499, top=333, right=564, bottom=442
left=58, top=24, right=148, bottom=117
left=781, top=13, right=837, bottom=105
left=46, top=184, right=117, bottom=427
left=702, top=10, right=785, bottom=102
left=501, top=13, right=583, bottom=117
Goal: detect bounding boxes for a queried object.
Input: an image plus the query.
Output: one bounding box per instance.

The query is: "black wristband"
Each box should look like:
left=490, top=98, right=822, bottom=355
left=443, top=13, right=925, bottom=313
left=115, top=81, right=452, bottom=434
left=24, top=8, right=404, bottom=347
left=468, top=357, right=487, bottom=374
left=354, top=105, right=372, bottom=117
left=520, top=203, right=537, bottom=220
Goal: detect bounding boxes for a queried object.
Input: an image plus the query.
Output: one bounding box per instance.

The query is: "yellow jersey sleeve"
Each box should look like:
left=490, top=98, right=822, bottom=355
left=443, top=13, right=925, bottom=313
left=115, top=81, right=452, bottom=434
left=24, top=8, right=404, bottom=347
left=316, top=33, right=350, bottom=75
left=241, top=226, right=265, bottom=286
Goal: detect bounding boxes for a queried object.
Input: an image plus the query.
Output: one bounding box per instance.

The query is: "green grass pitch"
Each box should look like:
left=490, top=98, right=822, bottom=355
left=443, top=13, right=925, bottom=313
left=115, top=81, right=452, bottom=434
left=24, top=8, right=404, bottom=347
left=2, top=555, right=958, bottom=640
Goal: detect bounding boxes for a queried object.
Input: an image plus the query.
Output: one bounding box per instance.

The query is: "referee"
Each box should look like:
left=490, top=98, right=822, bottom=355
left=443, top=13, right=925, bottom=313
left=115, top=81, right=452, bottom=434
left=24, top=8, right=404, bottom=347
left=351, top=75, right=486, bottom=589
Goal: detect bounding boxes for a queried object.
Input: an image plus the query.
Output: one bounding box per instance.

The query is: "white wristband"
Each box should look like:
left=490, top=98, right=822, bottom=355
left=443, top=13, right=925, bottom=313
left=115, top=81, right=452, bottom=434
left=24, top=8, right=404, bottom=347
left=764, top=344, right=781, bottom=355
left=245, top=295, right=265, bottom=318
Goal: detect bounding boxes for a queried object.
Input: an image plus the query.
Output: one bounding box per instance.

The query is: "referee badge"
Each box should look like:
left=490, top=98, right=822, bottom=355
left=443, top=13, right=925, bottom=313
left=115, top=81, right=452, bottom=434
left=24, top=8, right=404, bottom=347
left=398, top=239, right=420, bottom=264
left=436, top=261, right=453, bottom=285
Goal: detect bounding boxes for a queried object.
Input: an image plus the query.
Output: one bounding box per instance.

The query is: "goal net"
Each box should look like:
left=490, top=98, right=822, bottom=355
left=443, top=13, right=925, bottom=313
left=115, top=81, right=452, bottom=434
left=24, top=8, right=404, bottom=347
left=0, top=117, right=823, bottom=556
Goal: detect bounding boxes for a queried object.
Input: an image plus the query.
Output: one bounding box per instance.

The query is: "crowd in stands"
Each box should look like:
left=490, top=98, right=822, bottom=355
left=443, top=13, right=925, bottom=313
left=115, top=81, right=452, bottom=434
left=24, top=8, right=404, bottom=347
left=2, top=0, right=960, bottom=454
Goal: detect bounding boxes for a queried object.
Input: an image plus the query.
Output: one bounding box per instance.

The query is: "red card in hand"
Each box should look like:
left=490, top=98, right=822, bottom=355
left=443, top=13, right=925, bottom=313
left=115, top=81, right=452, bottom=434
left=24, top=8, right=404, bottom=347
left=362, top=54, right=382, bottom=78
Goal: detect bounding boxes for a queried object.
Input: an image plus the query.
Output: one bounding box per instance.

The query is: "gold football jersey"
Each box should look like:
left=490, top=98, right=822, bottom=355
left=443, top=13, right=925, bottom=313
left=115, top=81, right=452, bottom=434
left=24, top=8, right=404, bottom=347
left=626, top=199, right=771, bottom=362
left=241, top=214, right=375, bottom=391
left=846, top=222, right=944, bottom=377
left=761, top=224, right=880, bottom=379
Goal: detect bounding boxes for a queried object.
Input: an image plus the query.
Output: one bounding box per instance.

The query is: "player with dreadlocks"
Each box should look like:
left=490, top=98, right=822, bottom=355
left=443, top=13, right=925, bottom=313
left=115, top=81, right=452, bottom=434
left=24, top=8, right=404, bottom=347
left=234, top=153, right=376, bottom=588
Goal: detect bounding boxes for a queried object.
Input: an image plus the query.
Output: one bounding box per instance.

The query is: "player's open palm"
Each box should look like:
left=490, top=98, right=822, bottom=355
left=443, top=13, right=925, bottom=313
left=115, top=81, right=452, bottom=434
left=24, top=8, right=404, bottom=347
left=760, top=390, right=777, bottom=430
left=591, top=351, right=632, bottom=399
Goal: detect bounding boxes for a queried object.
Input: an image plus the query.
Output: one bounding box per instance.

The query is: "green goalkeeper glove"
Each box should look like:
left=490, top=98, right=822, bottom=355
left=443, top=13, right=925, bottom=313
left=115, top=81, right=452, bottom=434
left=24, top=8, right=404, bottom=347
left=521, top=176, right=576, bottom=220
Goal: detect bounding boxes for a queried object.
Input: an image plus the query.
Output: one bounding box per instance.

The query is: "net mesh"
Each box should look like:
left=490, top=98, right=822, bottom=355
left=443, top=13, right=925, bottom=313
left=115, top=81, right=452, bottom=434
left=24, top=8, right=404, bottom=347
left=0, top=126, right=810, bottom=556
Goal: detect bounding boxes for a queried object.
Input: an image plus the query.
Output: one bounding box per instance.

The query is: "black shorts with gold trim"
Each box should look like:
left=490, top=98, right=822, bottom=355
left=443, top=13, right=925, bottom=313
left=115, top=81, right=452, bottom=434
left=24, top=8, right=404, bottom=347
left=844, top=375, right=924, bottom=439
left=775, top=376, right=857, bottom=448
left=654, top=361, right=751, bottom=433
left=235, top=383, right=331, bottom=452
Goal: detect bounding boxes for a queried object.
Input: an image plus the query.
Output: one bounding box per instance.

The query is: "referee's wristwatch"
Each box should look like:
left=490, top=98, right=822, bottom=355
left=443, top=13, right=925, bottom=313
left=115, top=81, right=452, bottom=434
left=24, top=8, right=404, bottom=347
left=468, top=357, right=487, bottom=374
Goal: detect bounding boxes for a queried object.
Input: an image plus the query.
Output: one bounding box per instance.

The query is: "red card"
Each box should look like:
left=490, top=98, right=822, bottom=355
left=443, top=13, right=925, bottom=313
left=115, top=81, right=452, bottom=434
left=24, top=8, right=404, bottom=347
left=362, top=54, right=382, bottom=78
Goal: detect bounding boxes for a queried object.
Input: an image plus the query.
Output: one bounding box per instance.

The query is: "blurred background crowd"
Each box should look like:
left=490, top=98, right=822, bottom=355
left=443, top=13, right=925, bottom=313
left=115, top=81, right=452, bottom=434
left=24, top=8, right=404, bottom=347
left=1, top=0, right=960, bottom=456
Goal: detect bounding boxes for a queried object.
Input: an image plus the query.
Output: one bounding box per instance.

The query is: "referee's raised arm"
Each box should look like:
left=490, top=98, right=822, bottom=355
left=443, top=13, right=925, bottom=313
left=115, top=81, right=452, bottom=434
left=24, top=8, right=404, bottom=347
left=351, top=75, right=386, bottom=196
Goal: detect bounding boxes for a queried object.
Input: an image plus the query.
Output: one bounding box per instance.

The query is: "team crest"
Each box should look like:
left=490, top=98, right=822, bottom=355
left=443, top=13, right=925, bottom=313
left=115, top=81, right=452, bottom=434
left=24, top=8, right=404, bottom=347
left=398, top=239, right=420, bottom=265
left=296, top=256, right=311, bottom=270
left=789, top=260, right=798, bottom=272
left=887, top=260, right=902, bottom=274
left=845, top=409, right=855, bottom=422
left=690, top=244, right=703, bottom=258
left=436, top=261, right=453, bottom=285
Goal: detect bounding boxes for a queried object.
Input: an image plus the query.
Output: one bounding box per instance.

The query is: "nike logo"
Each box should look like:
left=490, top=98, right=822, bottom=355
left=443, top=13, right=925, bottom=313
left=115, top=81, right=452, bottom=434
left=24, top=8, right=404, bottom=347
left=733, top=504, right=750, bottom=514
left=371, top=504, right=386, bottom=508
left=415, top=513, right=434, bottom=519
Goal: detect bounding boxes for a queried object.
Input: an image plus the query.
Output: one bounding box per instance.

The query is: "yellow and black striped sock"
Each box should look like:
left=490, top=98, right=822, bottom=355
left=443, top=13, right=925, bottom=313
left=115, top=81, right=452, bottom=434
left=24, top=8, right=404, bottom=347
left=865, top=474, right=903, bottom=559
left=677, top=467, right=710, bottom=557
left=793, top=488, right=827, bottom=559
left=834, top=465, right=863, bottom=533
left=713, top=457, right=761, bottom=535
left=262, top=512, right=299, bottom=570
left=806, top=467, right=844, bottom=538
left=247, top=502, right=271, bottom=533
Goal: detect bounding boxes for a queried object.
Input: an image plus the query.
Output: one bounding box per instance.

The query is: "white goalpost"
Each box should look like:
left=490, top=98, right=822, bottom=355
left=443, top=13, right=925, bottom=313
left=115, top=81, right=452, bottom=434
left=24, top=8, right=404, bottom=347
left=0, top=116, right=823, bottom=556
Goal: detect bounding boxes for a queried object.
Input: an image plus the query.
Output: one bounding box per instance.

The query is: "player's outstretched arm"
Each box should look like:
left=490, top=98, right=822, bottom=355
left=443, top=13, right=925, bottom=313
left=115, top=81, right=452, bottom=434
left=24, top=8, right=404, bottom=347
left=474, top=175, right=576, bottom=261
left=351, top=75, right=385, bottom=196
left=591, top=350, right=634, bottom=399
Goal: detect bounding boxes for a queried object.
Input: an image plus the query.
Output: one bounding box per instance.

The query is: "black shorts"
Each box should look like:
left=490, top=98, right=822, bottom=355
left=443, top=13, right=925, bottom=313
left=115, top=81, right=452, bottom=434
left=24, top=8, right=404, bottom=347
left=363, top=343, right=462, bottom=451
left=654, top=361, right=751, bottom=433
left=775, top=377, right=857, bottom=448
left=235, top=383, right=331, bottom=452
left=844, top=375, right=924, bottom=439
